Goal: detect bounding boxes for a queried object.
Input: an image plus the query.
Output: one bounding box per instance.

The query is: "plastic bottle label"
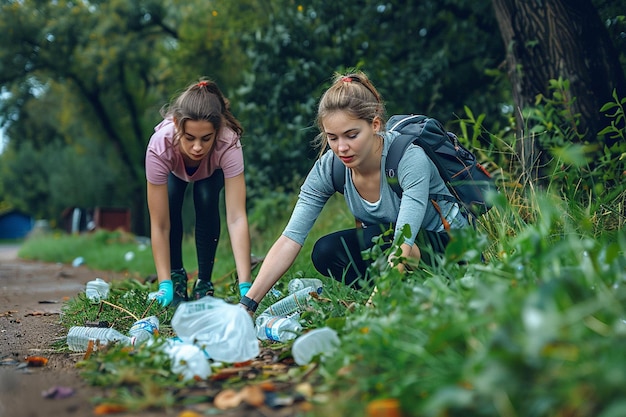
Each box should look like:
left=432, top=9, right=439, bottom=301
left=265, top=317, right=287, bottom=341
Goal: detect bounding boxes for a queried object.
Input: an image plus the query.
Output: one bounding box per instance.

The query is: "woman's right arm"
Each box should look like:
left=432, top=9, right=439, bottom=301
left=241, top=235, right=303, bottom=308
left=147, top=182, right=171, bottom=285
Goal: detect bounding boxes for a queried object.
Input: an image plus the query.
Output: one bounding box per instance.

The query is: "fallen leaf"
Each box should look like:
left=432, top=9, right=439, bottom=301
left=0, top=310, right=18, bottom=317
left=176, top=411, right=203, bottom=417
left=24, top=311, right=58, bottom=317
left=258, top=380, right=277, bottom=392
left=295, top=382, right=313, bottom=399
left=25, top=356, right=49, bottom=367
left=209, top=367, right=243, bottom=381
left=214, top=389, right=242, bottom=410
left=240, top=385, right=265, bottom=407
left=366, top=398, right=402, bottom=417
left=93, top=403, right=127, bottom=414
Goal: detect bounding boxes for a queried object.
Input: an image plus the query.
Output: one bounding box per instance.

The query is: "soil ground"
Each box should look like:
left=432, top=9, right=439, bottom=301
left=0, top=245, right=310, bottom=417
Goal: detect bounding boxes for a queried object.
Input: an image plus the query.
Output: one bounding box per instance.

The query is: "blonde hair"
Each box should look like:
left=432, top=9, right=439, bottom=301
left=313, top=71, right=386, bottom=158
left=161, top=79, right=243, bottom=145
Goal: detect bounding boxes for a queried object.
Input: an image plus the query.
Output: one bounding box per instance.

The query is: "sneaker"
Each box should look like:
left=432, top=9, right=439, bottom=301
left=192, top=279, right=214, bottom=300
left=170, top=268, right=188, bottom=307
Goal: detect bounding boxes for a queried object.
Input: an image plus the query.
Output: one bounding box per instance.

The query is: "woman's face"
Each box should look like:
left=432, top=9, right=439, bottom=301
left=177, top=119, right=216, bottom=164
left=323, top=111, right=381, bottom=169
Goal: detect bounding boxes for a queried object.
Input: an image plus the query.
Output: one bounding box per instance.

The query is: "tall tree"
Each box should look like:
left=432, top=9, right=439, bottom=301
left=491, top=0, right=626, bottom=179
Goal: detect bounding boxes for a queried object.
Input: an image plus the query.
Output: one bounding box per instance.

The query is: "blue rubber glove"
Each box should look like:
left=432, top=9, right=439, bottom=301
left=149, top=280, right=173, bottom=307
left=239, top=282, right=251, bottom=298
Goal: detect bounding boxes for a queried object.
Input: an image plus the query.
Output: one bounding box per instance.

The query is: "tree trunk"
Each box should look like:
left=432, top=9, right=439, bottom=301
left=491, top=0, right=626, bottom=181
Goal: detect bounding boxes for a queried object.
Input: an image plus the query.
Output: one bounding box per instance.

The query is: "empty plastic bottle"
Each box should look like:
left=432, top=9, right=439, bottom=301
left=128, top=316, right=159, bottom=346
left=255, top=313, right=302, bottom=342
left=291, top=327, right=340, bottom=365
left=261, top=286, right=316, bottom=317
left=66, top=326, right=132, bottom=352
left=85, top=278, right=110, bottom=303
left=287, top=278, right=323, bottom=295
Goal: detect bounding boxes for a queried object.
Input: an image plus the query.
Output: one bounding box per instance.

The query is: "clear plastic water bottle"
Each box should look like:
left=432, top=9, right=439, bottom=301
left=287, top=278, right=323, bottom=295
left=291, top=327, right=340, bottom=365
left=255, top=313, right=302, bottom=342
left=85, top=278, right=110, bottom=303
left=128, top=316, right=159, bottom=346
left=66, top=326, right=132, bottom=352
left=261, top=286, right=316, bottom=317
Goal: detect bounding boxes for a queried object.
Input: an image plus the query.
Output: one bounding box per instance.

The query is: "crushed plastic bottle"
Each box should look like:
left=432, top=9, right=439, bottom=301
left=128, top=316, right=159, bottom=346
left=261, top=286, right=316, bottom=317
left=291, top=327, right=340, bottom=365
left=287, top=278, right=323, bottom=295
left=85, top=278, right=110, bottom=303
left=66, top=326, right=131, bottom=352
left=255, top=313, right=302, bottom=342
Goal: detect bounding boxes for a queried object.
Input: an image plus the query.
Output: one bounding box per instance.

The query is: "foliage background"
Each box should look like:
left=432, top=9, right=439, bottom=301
left=2, top=0, right=624, bottom=233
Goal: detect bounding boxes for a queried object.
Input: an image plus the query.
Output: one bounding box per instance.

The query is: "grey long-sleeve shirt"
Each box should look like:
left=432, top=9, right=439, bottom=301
left=283, top=131, right=468, bottom=247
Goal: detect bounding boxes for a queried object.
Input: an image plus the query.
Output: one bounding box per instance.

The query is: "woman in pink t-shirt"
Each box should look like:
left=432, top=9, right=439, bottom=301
left=145, top=79, right=251, bottom=308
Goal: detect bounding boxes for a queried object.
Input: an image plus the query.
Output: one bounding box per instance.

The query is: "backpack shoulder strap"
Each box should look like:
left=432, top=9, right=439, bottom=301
left=385, top=133, right=415, bottom=197
left=331, top=153, right=345, bottom=194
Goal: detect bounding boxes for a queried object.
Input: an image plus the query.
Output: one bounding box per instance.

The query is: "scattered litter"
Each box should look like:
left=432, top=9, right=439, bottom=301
left=66, top=326, right=132, bottom=352
left=0, top=357, right=20, bottom=366
left=291, top=327, right=340, bottom=365
left=71, top=256, right=85, bottom=267
left=128, top=316, right=159, bottom=346
left=25, top=356, right=49, bottom=367
left=85, top=278, right=110, bottom=303
left=171, top=297, right=259, bottom=363
left=287, top=278, right=323, bottom=294
left=163, top=339, right=212, bottom=381
left=42, top=386, right=75, bottom=399
left=124, top=251, right=135, bottom=262
left=84, top=320, right=110, bottom=328
left=38, top=300, right=59, bottom=304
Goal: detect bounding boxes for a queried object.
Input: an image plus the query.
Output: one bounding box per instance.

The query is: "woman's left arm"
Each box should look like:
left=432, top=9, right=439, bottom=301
left=224, top=172, right=252, bottom=286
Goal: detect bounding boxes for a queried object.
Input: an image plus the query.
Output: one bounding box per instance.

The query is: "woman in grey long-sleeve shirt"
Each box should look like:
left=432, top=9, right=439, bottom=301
left=238, top=71, right=468, bottom=314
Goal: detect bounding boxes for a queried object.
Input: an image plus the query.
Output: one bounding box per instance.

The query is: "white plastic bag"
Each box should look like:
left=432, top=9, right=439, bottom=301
left=171, top=297, right=259, bottom=363
left=162, top=338, right=212, bottom=381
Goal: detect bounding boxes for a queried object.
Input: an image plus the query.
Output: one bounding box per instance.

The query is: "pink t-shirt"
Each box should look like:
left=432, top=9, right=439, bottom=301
left=145, top=119, right=244, bottom=185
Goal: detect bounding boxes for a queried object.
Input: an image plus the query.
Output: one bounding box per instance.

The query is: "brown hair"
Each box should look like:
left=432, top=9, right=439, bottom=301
left=313, top=71, right=386, bottom=158
left=161, top=78, right=243, bottom=145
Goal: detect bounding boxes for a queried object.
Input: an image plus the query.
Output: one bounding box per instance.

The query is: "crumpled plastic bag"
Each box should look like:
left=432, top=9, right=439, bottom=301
left=162, top=338, right=212, bottom=381
left=171, top=297, right=259, bottom=363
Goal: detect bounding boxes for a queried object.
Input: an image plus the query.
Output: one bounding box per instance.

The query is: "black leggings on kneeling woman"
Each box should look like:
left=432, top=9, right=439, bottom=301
left=310, top=224, right=450, bottom=289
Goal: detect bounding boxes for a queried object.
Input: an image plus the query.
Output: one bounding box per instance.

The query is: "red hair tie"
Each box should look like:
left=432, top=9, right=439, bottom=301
left=197, top=81, right=208, bottom=87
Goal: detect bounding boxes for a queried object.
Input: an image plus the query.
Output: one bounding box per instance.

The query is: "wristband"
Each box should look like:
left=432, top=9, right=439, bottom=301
left=239, top=282, right=251, bottom=297
left=239, top=295, right=258, bottom=313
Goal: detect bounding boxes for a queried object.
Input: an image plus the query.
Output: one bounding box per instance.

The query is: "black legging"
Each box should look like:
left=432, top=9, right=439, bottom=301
left=311, top=224, right=392, bottom=288
left=311, top=224, right=450, bottom=288
left=168, top=170, right=224, bottom=282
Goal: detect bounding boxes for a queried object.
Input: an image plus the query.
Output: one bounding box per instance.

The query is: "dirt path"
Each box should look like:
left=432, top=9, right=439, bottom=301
left=0, top=245, right=172, bottom=417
